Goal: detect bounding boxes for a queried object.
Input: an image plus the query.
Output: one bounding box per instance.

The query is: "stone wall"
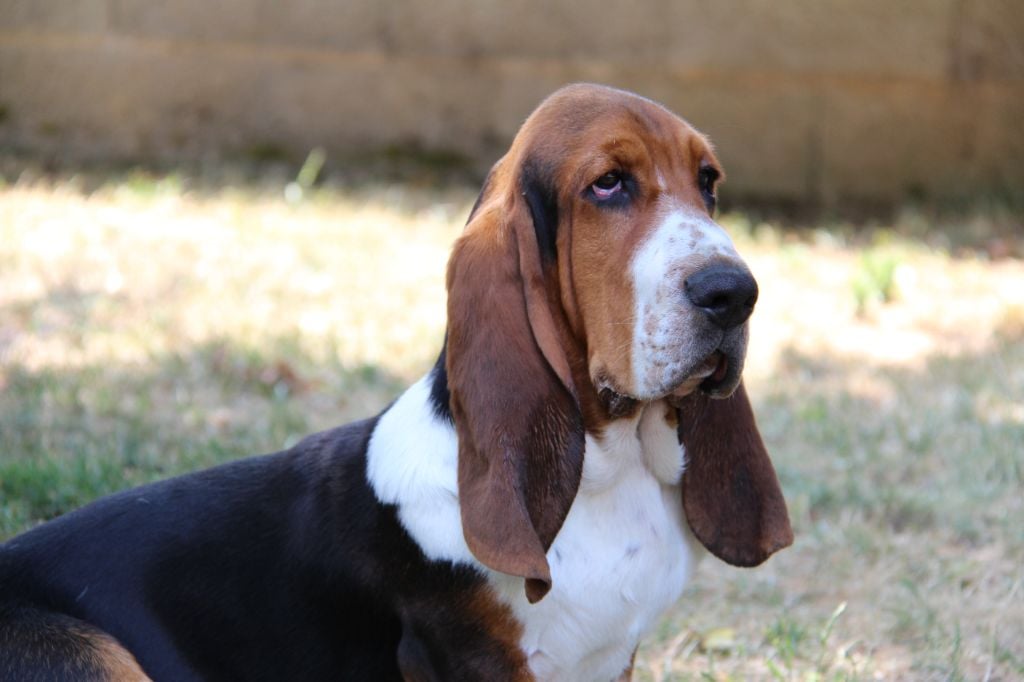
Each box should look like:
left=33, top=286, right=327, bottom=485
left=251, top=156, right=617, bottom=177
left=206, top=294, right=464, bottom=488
left=1, top=0, right=1022, bottom=204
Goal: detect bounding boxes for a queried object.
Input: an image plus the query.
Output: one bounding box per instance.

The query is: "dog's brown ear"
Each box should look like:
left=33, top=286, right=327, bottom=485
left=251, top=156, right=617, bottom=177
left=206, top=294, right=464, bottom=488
left=445, top=163, right=583, bottom=604
left=677, top=383, right=793, bottom=566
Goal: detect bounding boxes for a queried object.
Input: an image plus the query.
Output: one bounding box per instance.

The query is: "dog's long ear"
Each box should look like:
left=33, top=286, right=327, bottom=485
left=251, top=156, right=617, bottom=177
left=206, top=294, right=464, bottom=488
left=445, top=162, right=583, bottom=604
left=677, top=383, right=793, bottom=566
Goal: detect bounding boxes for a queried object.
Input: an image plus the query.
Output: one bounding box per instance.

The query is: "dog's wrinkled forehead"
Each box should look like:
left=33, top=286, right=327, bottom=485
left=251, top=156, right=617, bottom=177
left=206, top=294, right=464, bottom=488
left=518, top=85, right=704, bottom=168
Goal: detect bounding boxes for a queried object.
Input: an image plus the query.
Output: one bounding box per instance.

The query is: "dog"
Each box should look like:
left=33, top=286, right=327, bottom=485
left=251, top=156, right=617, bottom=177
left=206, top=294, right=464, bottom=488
left=0, top=83, right=792, bottom=681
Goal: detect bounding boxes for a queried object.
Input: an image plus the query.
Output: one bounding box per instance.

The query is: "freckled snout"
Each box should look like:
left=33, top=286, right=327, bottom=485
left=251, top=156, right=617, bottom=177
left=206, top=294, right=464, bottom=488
left=684, top=264, right=758, bottom=330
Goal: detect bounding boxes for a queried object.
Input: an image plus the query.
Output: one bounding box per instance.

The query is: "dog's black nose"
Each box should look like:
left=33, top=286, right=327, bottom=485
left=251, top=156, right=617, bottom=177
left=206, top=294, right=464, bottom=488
left=684, top=264, right=759, bottom=330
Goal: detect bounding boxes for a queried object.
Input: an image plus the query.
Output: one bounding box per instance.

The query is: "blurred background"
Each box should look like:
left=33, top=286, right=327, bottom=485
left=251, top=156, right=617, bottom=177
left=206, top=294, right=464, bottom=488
left=3, top=0, right=1024, bottom=213
left=1, top=1, right=1022, bottom=679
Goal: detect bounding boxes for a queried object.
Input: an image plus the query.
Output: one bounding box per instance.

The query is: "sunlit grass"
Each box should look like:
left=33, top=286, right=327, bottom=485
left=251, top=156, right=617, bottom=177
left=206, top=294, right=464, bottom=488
left=1, top=161, right=1022, bottom=680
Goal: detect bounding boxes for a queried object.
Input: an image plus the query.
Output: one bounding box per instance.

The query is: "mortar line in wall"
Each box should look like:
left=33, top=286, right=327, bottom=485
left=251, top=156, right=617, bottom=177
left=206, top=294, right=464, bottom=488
left=0, top=29, right=1010, bottom=97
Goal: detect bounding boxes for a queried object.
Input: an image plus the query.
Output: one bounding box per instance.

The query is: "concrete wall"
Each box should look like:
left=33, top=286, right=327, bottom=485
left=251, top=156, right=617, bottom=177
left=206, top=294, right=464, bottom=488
left=1, top=0, right=1022, bottom=205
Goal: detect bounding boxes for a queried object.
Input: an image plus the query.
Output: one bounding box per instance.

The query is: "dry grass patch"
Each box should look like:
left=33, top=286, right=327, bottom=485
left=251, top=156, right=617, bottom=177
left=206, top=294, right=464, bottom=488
left=1, top=164, right=1021, bottom=680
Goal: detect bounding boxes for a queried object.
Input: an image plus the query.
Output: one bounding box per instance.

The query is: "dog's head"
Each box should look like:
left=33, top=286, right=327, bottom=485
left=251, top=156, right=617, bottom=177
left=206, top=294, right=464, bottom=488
left=444, top=84, right=792, bottom=602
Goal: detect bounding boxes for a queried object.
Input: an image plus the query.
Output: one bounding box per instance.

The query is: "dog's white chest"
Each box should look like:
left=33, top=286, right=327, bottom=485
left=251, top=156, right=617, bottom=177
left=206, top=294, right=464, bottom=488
left=368, top=384, right=701, bottom=681
left=492, top=404, right=702, bottom=682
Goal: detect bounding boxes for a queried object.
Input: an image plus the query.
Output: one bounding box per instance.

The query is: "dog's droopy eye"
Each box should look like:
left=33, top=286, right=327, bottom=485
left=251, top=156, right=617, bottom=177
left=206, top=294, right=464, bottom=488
left=591, top=172, right=623, bottom=200
left=698, top=165, right=719, bottom=212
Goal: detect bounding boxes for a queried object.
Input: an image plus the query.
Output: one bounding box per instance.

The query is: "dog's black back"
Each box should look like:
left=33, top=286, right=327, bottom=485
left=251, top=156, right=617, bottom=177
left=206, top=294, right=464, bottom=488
left=0, top=416, right=515, bottom=681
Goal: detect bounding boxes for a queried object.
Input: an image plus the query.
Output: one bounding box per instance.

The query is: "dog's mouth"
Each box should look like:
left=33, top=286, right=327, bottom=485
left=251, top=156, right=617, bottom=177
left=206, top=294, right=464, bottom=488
left=597, top=349, right=738, bottom=415
left=670, top=350, right=729, bottom=398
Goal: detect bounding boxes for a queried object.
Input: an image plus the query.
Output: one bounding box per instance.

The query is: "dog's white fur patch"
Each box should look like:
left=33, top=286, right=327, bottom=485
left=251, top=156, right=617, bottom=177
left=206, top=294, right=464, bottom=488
left=630, top=206, right=743, bottom=398
left=367, top=378, right=701, bottom=681
left=496, top=403, right=700, bottom=681
left=366, top=374, right=473, bottom=564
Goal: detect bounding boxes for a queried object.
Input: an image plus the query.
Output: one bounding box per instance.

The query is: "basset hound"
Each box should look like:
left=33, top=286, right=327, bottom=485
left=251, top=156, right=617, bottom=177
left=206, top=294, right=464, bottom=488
left=0, top=83, right=792, bottom=681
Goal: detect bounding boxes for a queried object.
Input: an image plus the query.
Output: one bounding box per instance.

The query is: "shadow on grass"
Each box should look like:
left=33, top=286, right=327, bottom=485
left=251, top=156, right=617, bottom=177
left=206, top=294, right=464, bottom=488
left=759, top=337, right=1023, bottom=551
left=689, top=332, right=1024, bottom=679
left=1, top=151, right=483, bottom=212
left=0, top=335, right=411, bottom=539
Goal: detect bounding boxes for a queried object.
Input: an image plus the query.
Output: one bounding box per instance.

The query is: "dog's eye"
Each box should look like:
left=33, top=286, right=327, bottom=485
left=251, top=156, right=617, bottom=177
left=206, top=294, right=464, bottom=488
left=698, top=166, right=719, bottom=211
left=591, top=172, right=623, bottom=200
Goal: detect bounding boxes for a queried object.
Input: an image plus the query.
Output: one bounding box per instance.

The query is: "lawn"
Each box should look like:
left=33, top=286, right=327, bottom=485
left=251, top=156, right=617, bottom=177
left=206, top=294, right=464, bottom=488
left=1, top=160, right=1021, bottom=680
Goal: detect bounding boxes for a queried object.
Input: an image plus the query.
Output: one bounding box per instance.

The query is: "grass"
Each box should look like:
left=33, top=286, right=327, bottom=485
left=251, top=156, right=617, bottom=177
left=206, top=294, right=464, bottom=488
left=1, top=158, right=1022, bottom=680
